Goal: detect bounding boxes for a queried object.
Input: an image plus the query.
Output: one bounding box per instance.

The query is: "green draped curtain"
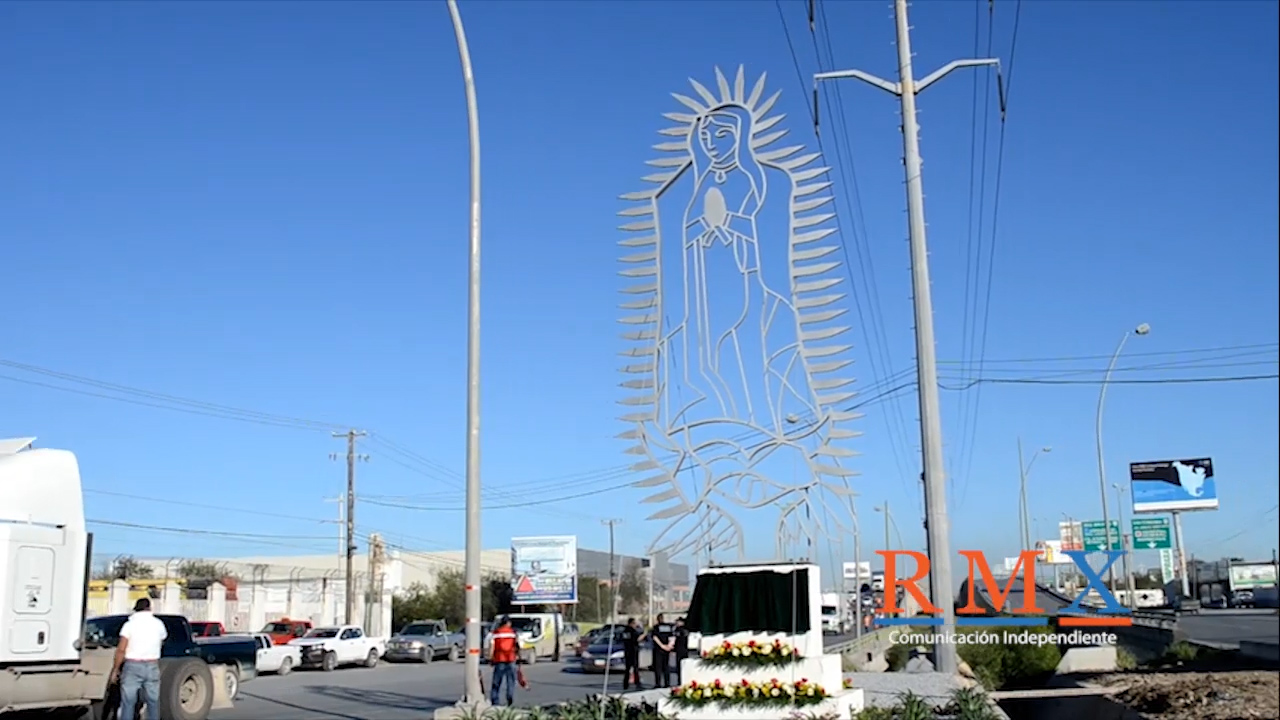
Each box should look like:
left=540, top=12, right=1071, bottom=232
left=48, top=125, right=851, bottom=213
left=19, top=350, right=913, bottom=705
left=685, top=569, right=812, bottom=635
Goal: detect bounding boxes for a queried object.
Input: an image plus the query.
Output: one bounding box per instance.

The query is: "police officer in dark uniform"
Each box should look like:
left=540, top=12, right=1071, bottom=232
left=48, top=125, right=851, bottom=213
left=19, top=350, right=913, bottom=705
left=620, top=618, right=643, bottom=690
left=672, top=617, right=690, bottom=685
left=649, top=613, right=675, bottom=688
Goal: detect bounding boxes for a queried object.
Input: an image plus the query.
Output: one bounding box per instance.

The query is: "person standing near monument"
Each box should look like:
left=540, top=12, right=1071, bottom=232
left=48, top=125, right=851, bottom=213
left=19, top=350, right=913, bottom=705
left=620, top=618, right=644, bottom=690
left=649, top=613, right=676, bottom=688
left=672, top=617, right=690, bottom=686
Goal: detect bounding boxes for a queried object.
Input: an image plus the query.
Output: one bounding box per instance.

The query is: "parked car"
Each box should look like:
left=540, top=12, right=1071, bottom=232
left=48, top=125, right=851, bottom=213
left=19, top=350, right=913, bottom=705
left=85, top=613, right=256, bottom=704
left=251, top=632, right=301, bottom=675
left=578, top=628, right=652, bottom=674
left=190, top=620, right=226, bottom=637
left=260, top=618, right=312, bottom=645
left=576, top=624, right=628, bottom=656
left=288, top=625, right=385, bottom=671
left=386, top=620, right=464, bottom=663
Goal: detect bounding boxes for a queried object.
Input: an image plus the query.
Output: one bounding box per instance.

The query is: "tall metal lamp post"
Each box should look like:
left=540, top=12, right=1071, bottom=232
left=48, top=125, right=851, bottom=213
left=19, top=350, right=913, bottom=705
left=445, top=0, right=485, bottom=708
left=1017, top=440, right=1052, bottom=551
left=1095, top=323, right=1150, bottom=594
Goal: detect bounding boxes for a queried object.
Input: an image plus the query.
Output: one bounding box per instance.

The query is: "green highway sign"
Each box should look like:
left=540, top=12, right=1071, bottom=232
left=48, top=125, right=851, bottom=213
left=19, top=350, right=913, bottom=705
left=1081, top=520, right=1121, bottom=552
left=1132, top=517, right=1172, bottom=550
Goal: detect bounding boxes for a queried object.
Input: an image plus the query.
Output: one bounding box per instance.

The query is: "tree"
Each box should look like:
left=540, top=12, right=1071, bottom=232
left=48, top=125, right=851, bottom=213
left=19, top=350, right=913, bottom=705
left=573, top=575, right=608, bottom=623
left=177, top=560, right=224, bottom=581
left=617, top=559, right=647, bottom=615
left=95, top=556, right=153, bottom=580
left=389, top=569, right=519, bottom=632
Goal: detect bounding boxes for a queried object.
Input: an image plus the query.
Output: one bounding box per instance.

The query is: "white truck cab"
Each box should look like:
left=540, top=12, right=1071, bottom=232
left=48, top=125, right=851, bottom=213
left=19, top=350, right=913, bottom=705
left=1, top=437, right=232, bottom=718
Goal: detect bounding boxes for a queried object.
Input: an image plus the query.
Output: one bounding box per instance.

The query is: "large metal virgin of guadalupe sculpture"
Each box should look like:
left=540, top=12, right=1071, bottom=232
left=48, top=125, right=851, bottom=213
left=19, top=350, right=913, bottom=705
left=617, top=67, right=861, bottom=560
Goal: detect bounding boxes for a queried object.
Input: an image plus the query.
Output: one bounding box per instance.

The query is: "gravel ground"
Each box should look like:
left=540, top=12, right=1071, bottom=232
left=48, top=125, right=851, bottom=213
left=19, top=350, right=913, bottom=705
left=1098, top=671, right=1280, bottom=720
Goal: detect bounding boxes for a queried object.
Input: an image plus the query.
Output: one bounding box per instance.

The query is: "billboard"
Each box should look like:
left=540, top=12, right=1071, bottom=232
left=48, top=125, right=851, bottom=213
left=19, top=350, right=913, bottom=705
left=842, top=561, right=871, bottom=581
left=1129, top=458, right=1218, bottom=513
left=1039, top=540, right=1072, bottom=565
left=1058, top=521, right=1083, bottom=551
left=510, top=536, right=578, bottom=604
left=1230, top=563, right=1278, bottom=590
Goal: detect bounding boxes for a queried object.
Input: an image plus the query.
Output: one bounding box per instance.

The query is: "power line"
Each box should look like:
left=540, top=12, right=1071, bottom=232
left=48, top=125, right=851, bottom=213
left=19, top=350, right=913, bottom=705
left=87, top=518, right=334, bottom=540
left=941, top=373, right=1278, bottom=388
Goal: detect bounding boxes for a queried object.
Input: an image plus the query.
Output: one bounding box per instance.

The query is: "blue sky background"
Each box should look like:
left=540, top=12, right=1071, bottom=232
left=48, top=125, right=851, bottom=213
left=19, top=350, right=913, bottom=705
left=3, top=0, right=1277, bottom=585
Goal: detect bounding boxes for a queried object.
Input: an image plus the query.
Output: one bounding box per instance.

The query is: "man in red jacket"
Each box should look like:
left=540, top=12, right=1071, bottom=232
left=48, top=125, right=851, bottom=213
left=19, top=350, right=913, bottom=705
left=487, top=617, right=518, bottom=706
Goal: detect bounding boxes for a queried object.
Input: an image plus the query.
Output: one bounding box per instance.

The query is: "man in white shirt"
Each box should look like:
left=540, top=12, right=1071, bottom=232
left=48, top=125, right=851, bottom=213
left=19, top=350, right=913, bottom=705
left=111, top=598, right=168, bottom=720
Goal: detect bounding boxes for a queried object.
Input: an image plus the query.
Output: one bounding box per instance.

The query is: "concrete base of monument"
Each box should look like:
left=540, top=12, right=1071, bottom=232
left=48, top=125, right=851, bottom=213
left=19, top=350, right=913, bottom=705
left=432, top=698, right=491, bottom=720
left=656, top=688, right=865, bottom=719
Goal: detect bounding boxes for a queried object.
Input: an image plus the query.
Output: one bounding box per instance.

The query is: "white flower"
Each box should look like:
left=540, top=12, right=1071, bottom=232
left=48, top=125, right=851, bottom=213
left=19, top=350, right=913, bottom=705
left=770, top=688, right=780, bottom=697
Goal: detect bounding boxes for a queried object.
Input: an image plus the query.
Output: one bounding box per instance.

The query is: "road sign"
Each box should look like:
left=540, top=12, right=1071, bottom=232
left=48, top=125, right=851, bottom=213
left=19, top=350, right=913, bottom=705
left=1131, top=517, right=1172, bottom=549
left=1159, top=548, right=1176, bottom=584
left=1081, top=520, right=1121, bottom=552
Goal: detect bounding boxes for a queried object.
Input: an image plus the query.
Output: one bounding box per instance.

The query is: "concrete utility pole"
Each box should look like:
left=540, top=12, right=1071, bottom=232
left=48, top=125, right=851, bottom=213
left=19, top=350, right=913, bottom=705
left=602, top=519, right=622, bottom=616
left=331, top=430, right=367, bottom=625
left=366, top=533, right=385, bottom=634
left=442, top=0, right=484, bottom=709
left=815, top=0, right=1002, bottom=674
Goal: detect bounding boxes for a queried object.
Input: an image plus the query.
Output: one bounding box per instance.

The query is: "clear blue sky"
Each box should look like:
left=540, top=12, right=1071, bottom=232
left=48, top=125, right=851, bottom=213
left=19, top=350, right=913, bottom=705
left=3, top=1, right=1277, bottom=584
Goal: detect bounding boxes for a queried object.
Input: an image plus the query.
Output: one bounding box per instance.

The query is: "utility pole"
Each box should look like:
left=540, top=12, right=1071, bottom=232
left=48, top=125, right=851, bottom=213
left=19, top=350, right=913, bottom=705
left=366, top=533, right=385, bottom=634
left=815, top=0, right=1001, bottom=673
left=603, top=519, right=622, bottom=618
left=331, top=430, right=367, bottom=625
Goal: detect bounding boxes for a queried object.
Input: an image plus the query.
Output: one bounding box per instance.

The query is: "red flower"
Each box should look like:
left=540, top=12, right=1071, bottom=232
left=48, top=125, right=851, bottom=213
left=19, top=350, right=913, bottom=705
left=689, top=681, right=699, bottom=688
left=747, top=640, right=757, bottom=647
left=670, top=688, right=680, bottom=697
left=741, top=679, right=751, bottom=687
left=713, top=679, right=723, bottom=688
left=792, top=648, right=800, bottom=656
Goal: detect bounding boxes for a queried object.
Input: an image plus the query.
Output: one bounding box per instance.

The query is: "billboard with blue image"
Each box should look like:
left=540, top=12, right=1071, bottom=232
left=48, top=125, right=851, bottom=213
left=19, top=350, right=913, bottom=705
left=1129, top=457, right=1218, bottom=513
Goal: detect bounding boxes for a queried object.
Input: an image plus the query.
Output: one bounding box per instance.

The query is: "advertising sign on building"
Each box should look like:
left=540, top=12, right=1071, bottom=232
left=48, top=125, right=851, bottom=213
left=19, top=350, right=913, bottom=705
left=1129, top=458, right=1218, bottom=513
left=511, top=536, right=578, bottom=604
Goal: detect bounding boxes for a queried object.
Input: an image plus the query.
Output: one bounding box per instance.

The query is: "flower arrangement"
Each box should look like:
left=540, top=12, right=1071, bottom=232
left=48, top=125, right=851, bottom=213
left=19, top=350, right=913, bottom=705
left=699, top=639, right=801, bottom=669
left=669, top=678, right=829, bottom=708
left=843, top=677, right=854, bottom=689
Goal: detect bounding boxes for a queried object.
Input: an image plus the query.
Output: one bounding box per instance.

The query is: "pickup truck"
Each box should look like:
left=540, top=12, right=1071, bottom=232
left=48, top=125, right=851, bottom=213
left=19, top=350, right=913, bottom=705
left=190, top=621, right=226, bottom=637
left=251, top=633, right=302, bottom=675
left=261, top=618, right=312, bottom=645
left=385, top=620, right=464, bottom=663
left=85, top=613, right=256, bottom=711
left=288, top=625, right=385, bottom=671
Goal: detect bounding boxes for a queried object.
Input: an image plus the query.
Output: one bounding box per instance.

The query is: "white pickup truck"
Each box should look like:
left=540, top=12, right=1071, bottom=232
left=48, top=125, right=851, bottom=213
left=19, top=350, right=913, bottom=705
left=288, top=625, right=385, bottom=671
left=251, top=633, right=301, bottom=675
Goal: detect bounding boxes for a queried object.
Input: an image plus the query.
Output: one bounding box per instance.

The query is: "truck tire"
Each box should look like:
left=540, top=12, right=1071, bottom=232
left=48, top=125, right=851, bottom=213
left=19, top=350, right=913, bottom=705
left=277, top=656, right=294, bottom=676
left=421, top=646, right=433, bottom=664
left=447, top=645, right=459, bottom=662
left=158, top=657, right=214, bottom=720
left=521, top=648, right=536, bottom=665
left=223, top=662, right=241, bottom=701
left=321, top=651, right=338, bottom=672
left=363, top=649, right=379, bottom=668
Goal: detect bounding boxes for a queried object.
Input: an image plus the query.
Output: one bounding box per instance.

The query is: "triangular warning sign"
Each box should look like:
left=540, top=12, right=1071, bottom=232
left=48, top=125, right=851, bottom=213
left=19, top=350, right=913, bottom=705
left=515, top=575, right=535, bottom=594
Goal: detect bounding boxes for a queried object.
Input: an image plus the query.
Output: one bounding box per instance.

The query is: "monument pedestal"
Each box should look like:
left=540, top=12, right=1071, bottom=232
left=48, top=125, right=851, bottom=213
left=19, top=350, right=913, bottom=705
left=659, top=563, right=866, bottom=719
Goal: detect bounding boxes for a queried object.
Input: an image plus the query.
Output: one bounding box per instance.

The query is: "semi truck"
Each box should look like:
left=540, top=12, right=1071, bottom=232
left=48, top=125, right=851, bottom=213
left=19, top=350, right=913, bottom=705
left=1, top=436, right=237, bottom=718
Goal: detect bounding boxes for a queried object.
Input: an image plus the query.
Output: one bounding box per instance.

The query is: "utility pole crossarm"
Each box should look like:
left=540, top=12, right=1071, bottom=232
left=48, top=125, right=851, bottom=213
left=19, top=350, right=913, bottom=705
left=915, top=58, right=1000, bottom=94
left=814, top=68, right=900, bottom=96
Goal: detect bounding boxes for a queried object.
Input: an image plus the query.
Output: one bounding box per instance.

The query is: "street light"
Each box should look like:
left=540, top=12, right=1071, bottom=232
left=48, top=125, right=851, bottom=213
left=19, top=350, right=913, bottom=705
left=444, top=0, right=484, bottom=710
left=1017, top=440, right=1052, bottom=551
left=1096, top=323, right=1150, bottom=593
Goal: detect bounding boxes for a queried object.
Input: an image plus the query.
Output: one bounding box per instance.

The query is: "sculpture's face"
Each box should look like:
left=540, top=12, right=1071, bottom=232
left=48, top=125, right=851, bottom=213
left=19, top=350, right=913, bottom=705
left=698, top=113, right=739, bottom=163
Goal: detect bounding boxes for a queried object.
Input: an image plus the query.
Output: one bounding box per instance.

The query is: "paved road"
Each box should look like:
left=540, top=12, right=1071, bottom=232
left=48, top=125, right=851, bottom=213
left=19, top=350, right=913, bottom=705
left=1178, top=610, right=1280, bottom=647
left=215, top=661, right=638, bottom=720
left=215, top=635, right=862, bottom=719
